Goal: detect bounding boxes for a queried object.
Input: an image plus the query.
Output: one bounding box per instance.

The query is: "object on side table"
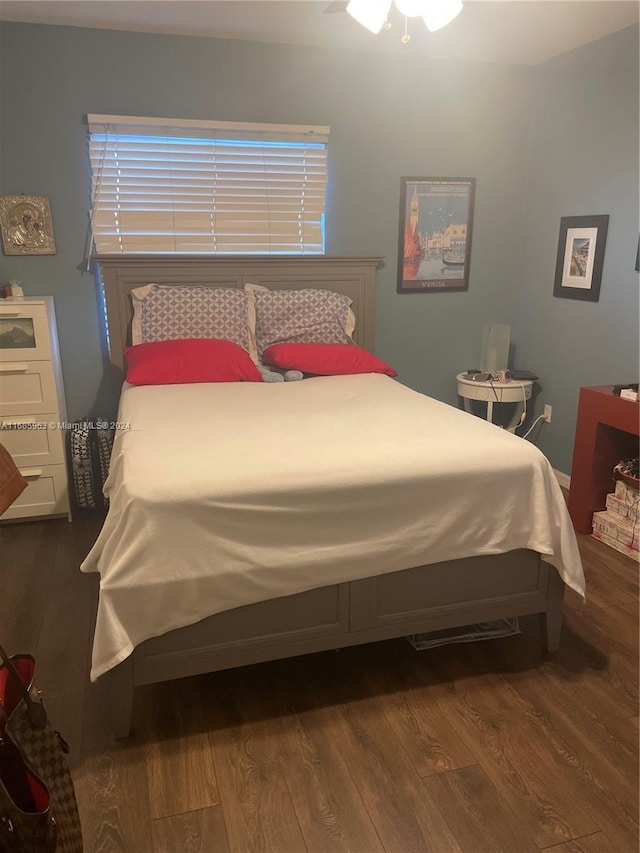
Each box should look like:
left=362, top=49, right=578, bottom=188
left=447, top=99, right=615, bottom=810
left=480, top=323, right=510, bottom=374
left=0, top=281, right=23, bottom=299
left=511, top=369, right=539, bottom=381
left=8, top=280, right=24, bottom=299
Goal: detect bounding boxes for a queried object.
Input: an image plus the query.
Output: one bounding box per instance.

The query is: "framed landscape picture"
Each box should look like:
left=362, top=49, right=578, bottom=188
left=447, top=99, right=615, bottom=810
left=397, top=177, right=475, bottom=294
left=553, top=215, right=608, bottom=302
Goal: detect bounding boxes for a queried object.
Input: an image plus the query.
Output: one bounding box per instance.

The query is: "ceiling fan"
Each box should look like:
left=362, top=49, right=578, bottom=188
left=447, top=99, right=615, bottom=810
left=323, top=0, right=463, bottom=39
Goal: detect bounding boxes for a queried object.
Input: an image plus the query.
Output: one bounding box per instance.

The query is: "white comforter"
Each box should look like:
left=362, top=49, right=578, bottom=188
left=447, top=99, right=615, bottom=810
left=81, top=374, right=585, bottom=680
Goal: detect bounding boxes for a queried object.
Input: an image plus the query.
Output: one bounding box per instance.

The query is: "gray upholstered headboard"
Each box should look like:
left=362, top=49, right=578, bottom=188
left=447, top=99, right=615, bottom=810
left=97, top=255, right=383, bottom=385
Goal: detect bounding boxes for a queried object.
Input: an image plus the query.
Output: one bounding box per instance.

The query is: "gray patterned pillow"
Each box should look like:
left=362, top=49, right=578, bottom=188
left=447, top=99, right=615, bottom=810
left=246, top=284, right=355, bottom=357
left=130, top=284, right=252, bottom=355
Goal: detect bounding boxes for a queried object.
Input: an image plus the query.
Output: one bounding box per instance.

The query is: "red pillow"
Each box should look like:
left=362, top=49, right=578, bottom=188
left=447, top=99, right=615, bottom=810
left=125, top=339, right=262, bottom=385
left=263, top=343, right=398, bottom=378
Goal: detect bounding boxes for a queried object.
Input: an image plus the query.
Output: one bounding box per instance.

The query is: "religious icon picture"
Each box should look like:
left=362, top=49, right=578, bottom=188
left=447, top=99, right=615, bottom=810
left=0, top=195, right=57, bottom=256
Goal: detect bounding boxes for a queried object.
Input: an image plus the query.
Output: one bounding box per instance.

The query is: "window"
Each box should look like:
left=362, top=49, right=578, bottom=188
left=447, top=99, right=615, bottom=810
left=87, top=115, right=329, bottom=255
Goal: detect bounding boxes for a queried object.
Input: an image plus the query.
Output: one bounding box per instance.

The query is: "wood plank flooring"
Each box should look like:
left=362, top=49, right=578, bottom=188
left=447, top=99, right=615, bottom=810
left=1, top=516, right=637, bottom=852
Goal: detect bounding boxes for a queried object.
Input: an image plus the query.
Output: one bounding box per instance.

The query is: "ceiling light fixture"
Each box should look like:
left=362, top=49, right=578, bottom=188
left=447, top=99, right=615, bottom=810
left=422, top=0, right=463, bottom=32
left=346, top=0, right=463, bottom=41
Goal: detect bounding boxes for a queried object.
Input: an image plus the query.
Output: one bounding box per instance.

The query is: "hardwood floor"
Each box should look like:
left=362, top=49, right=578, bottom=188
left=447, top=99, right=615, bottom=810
left=1, top=517, right=638, bottom=852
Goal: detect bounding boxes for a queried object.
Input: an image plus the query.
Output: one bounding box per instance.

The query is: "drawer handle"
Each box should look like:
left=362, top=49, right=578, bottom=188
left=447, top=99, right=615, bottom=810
left=0, top=363, right=29, bottom=373
left=19, top=468, right=43, bottom=479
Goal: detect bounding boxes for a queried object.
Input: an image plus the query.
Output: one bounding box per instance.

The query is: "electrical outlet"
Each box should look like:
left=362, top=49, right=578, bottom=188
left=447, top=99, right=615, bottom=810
left=543, top=404, right=552, bottom=423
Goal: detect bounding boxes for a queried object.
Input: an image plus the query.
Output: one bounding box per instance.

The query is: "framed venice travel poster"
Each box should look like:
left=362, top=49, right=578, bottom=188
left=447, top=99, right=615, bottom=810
left=397, top=177, right=475, bottom=293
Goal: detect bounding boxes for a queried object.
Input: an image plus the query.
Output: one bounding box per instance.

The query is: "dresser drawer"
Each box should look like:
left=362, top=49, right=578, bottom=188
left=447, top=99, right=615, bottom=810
left=0, top=464, right=69, bottom=520
left=0, top=362, right=58, bottom=415
left=0, top=414, right=65, bottom=466
left=0, top=303, right=53, bottom=362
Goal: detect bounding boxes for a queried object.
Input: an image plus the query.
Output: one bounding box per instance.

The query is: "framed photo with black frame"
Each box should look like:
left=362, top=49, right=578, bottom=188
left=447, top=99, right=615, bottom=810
left=397, top=177, right=475, bottom=294
left=553, top=215, right=608, bottom=302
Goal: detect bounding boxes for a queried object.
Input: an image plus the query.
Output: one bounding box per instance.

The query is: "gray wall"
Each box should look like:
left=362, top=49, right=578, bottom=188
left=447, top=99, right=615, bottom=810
left=511, top=25, right=639, bottom=472
left=0, top=22, right=637, bottom=475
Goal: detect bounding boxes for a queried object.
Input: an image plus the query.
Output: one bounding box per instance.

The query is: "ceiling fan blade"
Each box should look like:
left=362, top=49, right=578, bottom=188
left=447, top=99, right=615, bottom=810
left=324, top=1, right=349, bottom=13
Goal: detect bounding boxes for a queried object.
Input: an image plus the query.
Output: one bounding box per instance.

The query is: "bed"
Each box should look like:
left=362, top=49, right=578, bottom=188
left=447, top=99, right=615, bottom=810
left=84, top=255, right=585, bottom=738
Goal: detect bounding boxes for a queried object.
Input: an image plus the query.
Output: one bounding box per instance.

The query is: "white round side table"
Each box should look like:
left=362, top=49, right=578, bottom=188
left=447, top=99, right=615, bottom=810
left=456, top=373, right=534, bottom=433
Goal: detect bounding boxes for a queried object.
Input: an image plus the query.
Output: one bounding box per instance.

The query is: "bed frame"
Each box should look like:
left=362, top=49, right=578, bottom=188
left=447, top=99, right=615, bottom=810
left=97, top=255, right=565, bottom=738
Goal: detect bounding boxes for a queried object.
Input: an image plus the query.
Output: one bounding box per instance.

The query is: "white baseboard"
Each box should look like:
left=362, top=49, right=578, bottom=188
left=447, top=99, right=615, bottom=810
left=554, top=469, right=571, bottom=490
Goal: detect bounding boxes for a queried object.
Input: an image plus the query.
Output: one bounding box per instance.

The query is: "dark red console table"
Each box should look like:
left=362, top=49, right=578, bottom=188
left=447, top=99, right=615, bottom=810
left=568, top=385, right=640, bottom=534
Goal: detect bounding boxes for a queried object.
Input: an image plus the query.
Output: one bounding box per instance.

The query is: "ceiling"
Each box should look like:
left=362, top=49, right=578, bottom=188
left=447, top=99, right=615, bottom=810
left=0, top=1, right=638, bottom=65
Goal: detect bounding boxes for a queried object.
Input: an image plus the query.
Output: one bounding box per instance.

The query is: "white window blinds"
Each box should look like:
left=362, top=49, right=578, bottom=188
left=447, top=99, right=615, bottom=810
left=87, top=115, right=329, bottom=255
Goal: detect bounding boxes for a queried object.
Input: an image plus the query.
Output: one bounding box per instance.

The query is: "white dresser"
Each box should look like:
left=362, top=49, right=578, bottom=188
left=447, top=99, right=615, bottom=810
left=0, top=297, right=71, bottom=521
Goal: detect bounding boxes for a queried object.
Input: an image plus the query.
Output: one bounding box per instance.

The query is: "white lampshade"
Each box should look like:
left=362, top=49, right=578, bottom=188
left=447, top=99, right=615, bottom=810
left=394, top=0, right=428, bottom=17
left=346, top=0, right=392, bottom=34
left=422, top=0, right=463, bottom=32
